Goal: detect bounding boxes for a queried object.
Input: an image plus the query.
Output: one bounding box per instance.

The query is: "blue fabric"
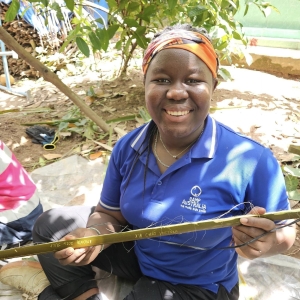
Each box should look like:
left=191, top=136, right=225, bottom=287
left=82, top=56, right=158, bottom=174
left=84, top=0, right=108, bottom=28
left=0, top=201, right=43, bottom=245
left=100, top=115, right=289, bottom=294
left=0, top=0, right=108, bottom=34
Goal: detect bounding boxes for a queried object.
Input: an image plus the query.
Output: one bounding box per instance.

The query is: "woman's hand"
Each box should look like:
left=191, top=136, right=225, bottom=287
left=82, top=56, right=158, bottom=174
left=54, top=228, right=103, bottom=266
left=232, top=206, right=277, bottom=259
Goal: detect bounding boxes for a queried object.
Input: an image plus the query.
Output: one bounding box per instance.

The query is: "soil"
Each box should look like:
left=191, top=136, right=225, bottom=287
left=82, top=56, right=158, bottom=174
left=1, top=64, right=300, bottom=259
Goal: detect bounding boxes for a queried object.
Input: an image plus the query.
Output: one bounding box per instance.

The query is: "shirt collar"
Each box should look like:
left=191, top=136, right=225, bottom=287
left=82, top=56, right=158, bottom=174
left=130, top=116, right=217, bottom=158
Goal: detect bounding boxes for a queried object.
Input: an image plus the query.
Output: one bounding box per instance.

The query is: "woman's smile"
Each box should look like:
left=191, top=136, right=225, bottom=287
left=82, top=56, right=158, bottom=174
left=165, top=110, right=191, bottom=116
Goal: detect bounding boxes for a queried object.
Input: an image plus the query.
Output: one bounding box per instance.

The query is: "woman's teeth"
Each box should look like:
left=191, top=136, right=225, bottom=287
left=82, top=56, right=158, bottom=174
left=166, top=110, right=189, bottom=116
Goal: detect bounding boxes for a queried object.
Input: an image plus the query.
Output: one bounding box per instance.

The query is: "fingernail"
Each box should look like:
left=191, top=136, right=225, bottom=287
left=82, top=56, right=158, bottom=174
left=240, top=218, right=248, bottom=223
left=66, top=249, right=73, bottom=255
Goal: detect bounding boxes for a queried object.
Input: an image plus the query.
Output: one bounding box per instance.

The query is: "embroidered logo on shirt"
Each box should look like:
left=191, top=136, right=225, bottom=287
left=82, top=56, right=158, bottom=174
left=181, top=185, right=206, bottom=213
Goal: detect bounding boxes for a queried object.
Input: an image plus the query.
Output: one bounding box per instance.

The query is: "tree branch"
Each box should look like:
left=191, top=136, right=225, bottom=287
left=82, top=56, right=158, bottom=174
left=0, top=26, right=110, bottom=133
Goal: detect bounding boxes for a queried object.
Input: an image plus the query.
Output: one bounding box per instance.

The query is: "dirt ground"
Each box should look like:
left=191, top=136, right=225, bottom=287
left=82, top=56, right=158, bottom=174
left=1, top=64, right=300, bottom=258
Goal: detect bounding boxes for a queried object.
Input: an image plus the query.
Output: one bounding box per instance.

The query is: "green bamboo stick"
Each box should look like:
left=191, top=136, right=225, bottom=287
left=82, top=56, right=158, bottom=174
left=0, top=209, right=299, bottom=259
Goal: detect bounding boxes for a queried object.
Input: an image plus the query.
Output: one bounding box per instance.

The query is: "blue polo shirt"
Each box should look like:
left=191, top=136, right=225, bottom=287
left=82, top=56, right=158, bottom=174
left=100, top=115, right=289, bottom=294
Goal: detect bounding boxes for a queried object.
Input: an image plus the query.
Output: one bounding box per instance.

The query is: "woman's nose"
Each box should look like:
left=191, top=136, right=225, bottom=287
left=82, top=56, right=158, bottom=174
left=166, top=84, right=188, bottom=100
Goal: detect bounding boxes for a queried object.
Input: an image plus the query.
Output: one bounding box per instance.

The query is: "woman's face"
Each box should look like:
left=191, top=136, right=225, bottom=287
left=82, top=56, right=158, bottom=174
left=144, top=48, right=217, bottom=140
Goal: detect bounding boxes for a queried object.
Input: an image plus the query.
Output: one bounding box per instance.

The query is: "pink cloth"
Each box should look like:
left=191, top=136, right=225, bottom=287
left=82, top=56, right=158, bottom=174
left=0, top=141, right=39, bottom=220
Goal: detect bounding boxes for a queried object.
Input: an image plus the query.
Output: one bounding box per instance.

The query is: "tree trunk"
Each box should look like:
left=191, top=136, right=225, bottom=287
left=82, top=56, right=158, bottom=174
left=0, top=26, right=110, bottom=133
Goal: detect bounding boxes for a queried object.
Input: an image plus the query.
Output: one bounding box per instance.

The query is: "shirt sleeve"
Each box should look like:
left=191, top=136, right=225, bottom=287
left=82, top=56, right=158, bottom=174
left=245, top=147, right=290, bottom=216
left=99, top=142, right=123, bottom=211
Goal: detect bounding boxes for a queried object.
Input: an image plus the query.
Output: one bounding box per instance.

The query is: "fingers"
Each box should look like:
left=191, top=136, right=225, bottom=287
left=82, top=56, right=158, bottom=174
left=54, top=244, right=96, bottom=266
left=246, top=206, right=266, bottom=216
left=232, top=226, right=265, bottom=248
left=239, top=215, right=275, bottom=232
left=53, top=230, right=103, bottom=266
left=232, top=208, right=277, bottom=259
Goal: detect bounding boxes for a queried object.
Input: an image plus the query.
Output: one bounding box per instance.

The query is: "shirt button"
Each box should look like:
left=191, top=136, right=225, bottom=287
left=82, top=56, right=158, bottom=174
left=157, top=181, right=162, bottom=185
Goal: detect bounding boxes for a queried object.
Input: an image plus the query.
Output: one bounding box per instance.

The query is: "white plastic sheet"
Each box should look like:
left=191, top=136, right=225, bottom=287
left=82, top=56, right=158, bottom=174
left=238, top=254, right=300, bottom=300
left=30, top=155, right=106, bottom=211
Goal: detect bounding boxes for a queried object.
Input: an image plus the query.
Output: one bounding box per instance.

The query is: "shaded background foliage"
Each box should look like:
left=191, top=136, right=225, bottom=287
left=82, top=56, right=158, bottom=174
left=4, top=0, right=278, bottom=77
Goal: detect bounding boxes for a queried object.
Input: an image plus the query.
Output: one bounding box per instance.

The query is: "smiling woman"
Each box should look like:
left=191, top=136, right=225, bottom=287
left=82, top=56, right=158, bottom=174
left=0, top=23, right=296, bottom=300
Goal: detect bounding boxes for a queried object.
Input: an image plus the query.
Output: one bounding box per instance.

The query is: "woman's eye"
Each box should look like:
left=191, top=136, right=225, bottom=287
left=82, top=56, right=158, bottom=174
left=156, top=79, right=169, bottom=83
left=187, top=79, right=200, bottom=83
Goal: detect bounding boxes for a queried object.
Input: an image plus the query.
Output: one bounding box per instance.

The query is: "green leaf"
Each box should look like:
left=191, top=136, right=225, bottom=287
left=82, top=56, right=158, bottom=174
left=218, top=67, right=232, bottom=81
left=221, top=0, right=229, bottom=9
left=127, top=2, right=140, bottom=13
left=107, top=24, right=119, bottom=39
left=39, top=157, right=46, bottom=167
left=4, top=0, right=20, bottom=22
left=136, top=5, right=156, bottom=22
left=51, top=2, right=64, bottom=20
left=123, top=37, right=132, bottom=56
left=285, top=175, right=299, bottom=192
left=40, top=0, right=49, bottom=7
left=139, top=107, right=152, bottom=122
left=65, top=0, right=74, bottom=11
left=215, top=40, right=228, bottom=51
left=76, top=37, right=90, bottom=57
left=58, top=122, right=69, bottom=132
left=233, top=31, right=243, bottom=40
left=118, top=0, right=127, bottom=10
left=133, top=32, right=148, bottom=49
left=124, top=18, right=140, bottom=28
left=83, top=122, right=96, bottom=140
left=135, top=26, right=146, bottom=35
left=167, top=0, right=177, bottom=10
left=106, top=0, right=117, bottom=9
left=187, top=5, right=207, bottom=18
left=284, top=166, right=300, bottom=177
left=89, top=32, right=101, bottom=50
left=107, top=115, right=137, bottom=123
left=59, top=23, right=81, bottom=52
left=244, top=4, right=249, bottom=16
left=96, top=29, right=109, bottom=51
left=288, top=190, right=300, bottom=201
left=95, top=18, right=104, bottom=25
left=115, top=40, right=122, bottom=50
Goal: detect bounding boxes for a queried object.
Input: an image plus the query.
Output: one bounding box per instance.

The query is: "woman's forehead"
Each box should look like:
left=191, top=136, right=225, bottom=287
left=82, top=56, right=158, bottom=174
left=147, top=49, right=211, bottom=73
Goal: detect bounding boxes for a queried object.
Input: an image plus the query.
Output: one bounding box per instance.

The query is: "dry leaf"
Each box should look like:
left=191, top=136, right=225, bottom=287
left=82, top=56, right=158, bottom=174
left=82, top=142, right=94, bottom=151
left=113, top=127, right=127, bottom=137
left=20, top=136, right=28, bottom=145
left=85, top=96, right=95, bottom=105
left=98, top=93, right=112, bottom=98
left=92, top=140, right=113, bottom=151
left=94, top=88, right=104, bottom=97
left=101, top=106, right=116, bottom=113
left=43, top=153, right=63, bottom=160
left=111, top=92, right=128, bottom=98
left=72, top=146, right=82, bottom=154
left=89, top=151, right=103, bottom=160
left=59, top=131, right=72, bottom=136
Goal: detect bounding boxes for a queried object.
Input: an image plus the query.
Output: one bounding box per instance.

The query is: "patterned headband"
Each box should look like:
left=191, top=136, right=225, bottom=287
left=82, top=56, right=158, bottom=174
left=142, top=30, right=219, bottom=78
